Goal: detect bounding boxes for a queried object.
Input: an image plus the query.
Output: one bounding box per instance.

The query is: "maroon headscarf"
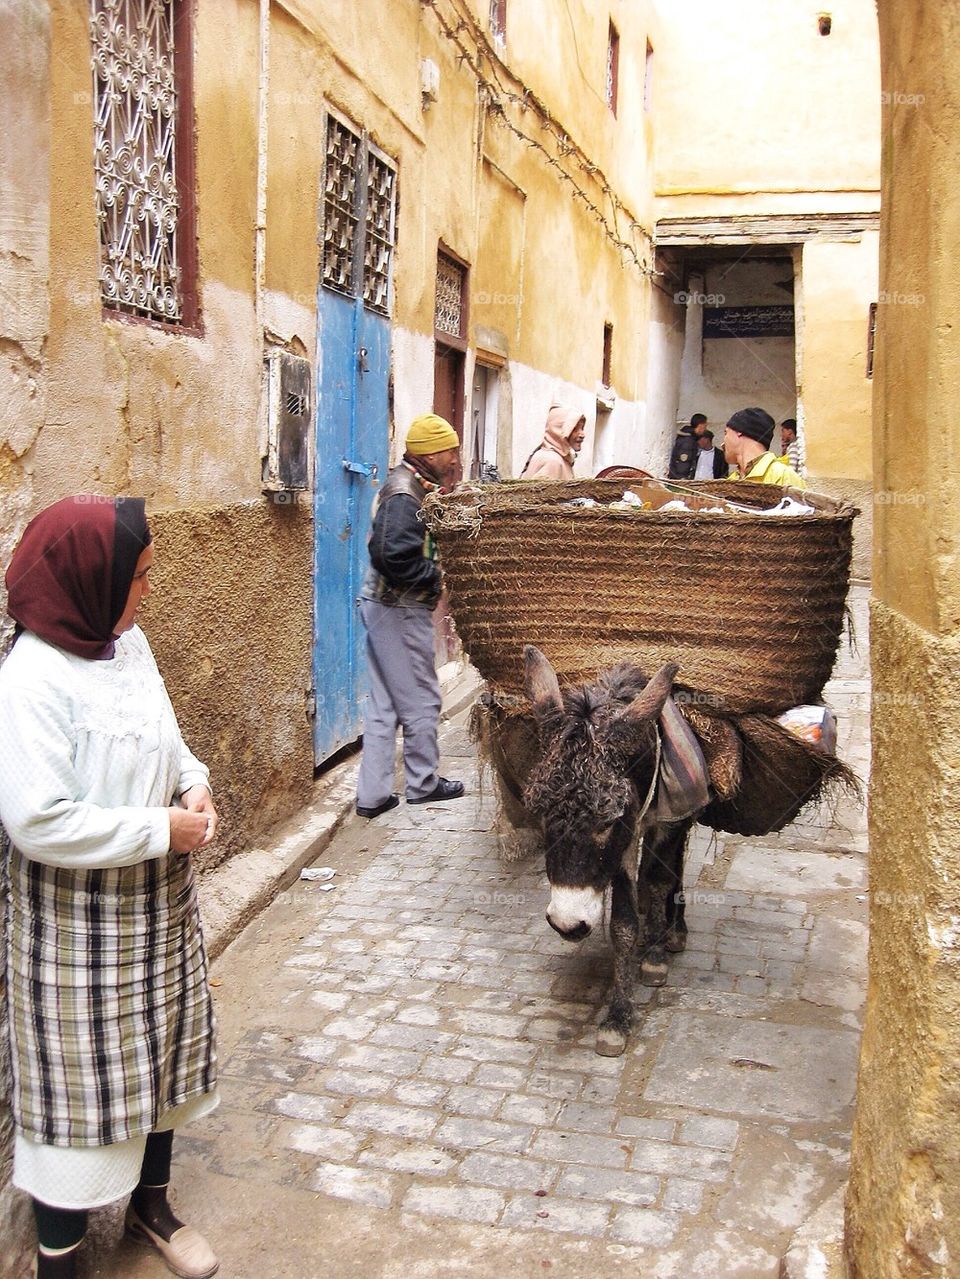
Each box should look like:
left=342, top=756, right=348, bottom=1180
left=5, top=496, right=152, bottom=660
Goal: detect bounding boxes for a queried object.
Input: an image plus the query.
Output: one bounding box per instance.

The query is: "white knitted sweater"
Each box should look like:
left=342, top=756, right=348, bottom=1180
left=0, top=625, right=208, bottom=868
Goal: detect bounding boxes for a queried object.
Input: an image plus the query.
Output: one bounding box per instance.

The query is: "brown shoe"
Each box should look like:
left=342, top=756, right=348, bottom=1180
left=126, top=1205, right=219, bottom=1279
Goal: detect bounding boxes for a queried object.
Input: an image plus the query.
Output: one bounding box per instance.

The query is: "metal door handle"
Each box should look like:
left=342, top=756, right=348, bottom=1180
left=342, top=459, right=378, bottom=479
left=358, top=347, right=369, bottom=374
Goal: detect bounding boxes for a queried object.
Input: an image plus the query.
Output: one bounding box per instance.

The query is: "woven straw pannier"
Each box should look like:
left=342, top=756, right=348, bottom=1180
left=422, top=478, right=857, bottom=716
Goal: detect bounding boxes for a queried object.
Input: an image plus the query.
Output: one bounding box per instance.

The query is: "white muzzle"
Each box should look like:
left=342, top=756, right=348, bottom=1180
left=546, top=886, right=604, bottom=939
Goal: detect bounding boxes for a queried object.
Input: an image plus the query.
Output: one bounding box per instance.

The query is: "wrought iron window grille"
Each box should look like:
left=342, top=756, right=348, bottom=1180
left=322, top=113, right=397, bottom=317
left=91, top=0, right=185, bottom=323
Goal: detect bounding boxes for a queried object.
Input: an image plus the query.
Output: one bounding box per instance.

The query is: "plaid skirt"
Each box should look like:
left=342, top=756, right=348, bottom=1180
left=5, top=841, right=217, bottom=1147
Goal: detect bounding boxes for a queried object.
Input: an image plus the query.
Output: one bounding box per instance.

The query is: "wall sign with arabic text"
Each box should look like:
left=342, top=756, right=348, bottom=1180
left=703, top=305, right=795, bottom=339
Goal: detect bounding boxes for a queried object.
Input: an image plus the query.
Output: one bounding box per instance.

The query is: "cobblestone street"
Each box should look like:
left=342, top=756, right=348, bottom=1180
left=93, top=589, right=870, bottom=1279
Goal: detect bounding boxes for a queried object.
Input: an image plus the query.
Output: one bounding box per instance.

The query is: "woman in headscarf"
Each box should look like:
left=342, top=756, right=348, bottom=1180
left=0, top=497, right=220, bottom=1279
left=519, top=404, right=587, bottom=480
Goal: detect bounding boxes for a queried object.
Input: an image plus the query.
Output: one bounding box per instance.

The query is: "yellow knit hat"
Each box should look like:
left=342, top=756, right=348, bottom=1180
left=405, top=413, right=460, bottom=456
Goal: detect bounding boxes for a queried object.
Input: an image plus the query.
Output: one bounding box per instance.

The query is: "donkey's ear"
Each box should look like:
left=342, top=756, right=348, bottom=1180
left=524, top=645, right=563, bottom=718
left=619, top=662, right=680, bottom=726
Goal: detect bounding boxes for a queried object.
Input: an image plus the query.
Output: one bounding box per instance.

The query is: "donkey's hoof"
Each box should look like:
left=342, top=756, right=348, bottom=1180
left=596, top=1024, right=629, bottom=1056
left=665, top=928, right=687, bottom=954
left=640, top=958, right=669, bottom=986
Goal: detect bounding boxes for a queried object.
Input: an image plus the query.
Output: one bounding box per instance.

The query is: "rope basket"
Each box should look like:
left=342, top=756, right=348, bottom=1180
left=423, top=478, right=858, bottom=716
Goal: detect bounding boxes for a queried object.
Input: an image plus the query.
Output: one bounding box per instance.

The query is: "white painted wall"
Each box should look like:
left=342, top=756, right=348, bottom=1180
left=390, top=327, right=436, bottom=463
left=507, top=362, right=596, bottom=479
left=677, top=259, right=798, bottom=434
left=389, top=328, right=680, bottom=483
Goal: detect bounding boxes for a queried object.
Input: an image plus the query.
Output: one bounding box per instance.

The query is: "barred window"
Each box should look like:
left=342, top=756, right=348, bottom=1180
left=322, top=114, right=397, bottom=316
left=90, top=0, right=198, bottom=326
left=606, top=21, right=620, bottom=115
left=435, top=252, right=466, bottom=339
left=489, top=0, right=507, bottom=47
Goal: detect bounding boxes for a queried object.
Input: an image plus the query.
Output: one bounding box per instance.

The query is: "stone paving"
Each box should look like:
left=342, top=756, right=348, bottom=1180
left=87, top=587, right=871, bottom=1279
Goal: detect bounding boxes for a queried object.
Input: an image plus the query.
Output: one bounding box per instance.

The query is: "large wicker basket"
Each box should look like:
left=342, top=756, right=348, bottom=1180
left=422, top=478, right=857, bottom=716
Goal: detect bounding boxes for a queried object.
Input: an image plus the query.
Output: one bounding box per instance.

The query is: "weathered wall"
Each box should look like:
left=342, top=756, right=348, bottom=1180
left=0, top=3, right=51, bottom=1269
left=652, top=0, right=880, bottom=500
left=6, top=0, right=317, bottom=831
left=800, top=234, right=878, bottom=483
left=846, top=2, right=960, bottom=1275
left=0, top=0, right=50, bottom=644
left=651, top=0, right=880, bottom=216
left=143, top=503, right=314, bottom=871
left=262, top=1, right=662, bottom=480
left=677, top=258, right=797, bottom=431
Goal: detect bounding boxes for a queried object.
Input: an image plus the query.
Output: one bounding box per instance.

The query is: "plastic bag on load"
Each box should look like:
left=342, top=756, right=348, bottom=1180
left=775, top=705, right=838, bottom=754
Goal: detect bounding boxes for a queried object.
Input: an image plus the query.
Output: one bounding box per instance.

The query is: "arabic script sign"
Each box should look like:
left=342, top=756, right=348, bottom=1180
left=703, top=306, right=795, bottom=338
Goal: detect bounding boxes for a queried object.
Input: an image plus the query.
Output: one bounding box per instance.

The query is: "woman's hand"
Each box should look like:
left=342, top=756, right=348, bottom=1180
left=169, top=785, right=220, bottom=853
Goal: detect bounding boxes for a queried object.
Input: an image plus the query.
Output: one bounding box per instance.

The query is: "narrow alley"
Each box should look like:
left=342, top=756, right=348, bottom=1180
left=86, top=590, right=870, bottom=1279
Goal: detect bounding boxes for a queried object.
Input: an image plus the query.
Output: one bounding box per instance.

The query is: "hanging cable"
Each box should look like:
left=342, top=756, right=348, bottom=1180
left=419, top=0, right=655, bottom=275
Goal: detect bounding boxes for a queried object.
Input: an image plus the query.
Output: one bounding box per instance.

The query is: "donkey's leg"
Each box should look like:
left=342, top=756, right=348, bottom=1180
left=639, top=819, right=693, bottom=983
left=665, top=816, right=695, bottom=952
left=596, top=866, right=640, bottom=1057
left=665, top=878, right=688, bottom=953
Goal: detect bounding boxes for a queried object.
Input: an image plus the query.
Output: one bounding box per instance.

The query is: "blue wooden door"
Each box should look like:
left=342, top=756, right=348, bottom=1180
left=313, top=116, right=396, bottom=764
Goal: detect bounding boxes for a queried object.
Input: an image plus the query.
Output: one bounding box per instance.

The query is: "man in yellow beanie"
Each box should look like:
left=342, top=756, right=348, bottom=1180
left=355, top=414, right=465, bottom=817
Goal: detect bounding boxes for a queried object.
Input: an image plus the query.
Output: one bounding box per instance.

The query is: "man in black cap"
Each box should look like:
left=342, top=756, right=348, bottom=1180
left=668, top=413, right=708, bottom=479
left=723, top=407, right=805, bottom=488
left=693, top=429, right=729, bottom=480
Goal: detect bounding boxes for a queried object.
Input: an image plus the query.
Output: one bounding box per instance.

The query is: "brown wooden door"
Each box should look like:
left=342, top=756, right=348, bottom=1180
left=433, top=342, right=465, bottom=663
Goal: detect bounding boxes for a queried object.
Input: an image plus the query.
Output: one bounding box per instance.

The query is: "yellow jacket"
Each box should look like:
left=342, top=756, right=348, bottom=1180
left=732, top=451, right=806, bottom=489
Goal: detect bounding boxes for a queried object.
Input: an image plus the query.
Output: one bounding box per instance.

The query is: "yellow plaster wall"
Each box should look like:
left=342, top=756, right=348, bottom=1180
left=40, top=0, right=262, bottom=507
left=8, top=0, right=316, bottom=865
left=652, top=0, right=880, bottom=209
left=476, top=118, right=649, bottom=398
left=846, top=2, right=960, bottom=1275
left=800, top=234, right=878, bottom=482
left=502, top=0, right=656, bottom=222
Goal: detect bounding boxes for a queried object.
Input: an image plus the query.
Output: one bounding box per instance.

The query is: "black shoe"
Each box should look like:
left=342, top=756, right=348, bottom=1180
left=355, top=794, right=400, bottom=819
left=408, top=778, right=465, bottom=805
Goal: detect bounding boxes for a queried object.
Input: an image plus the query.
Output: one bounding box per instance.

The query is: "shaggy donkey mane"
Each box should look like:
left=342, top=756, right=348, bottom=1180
left=523, top=664, right=659, bottom=828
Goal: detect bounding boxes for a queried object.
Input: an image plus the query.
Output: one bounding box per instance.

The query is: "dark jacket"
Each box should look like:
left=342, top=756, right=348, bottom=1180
left=360, top=462, right=442, bottom=609
left=667, top=429, right=699, bottom=480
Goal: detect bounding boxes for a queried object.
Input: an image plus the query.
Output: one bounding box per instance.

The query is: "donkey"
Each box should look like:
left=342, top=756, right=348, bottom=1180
left=522, top=645, right=699, bottom=1057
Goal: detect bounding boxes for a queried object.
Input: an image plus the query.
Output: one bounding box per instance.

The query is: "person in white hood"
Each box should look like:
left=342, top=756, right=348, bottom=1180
left=519, top=404, right=586, bottom=480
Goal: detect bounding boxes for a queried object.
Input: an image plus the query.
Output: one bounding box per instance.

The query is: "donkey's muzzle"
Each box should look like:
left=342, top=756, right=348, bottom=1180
left=547, top=915, right=591, bottom=942
left=546, top=885, right=604, bottom=941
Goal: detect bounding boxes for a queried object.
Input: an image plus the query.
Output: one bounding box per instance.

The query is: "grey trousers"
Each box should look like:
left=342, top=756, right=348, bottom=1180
left=356, top=598, right=441, bottom=807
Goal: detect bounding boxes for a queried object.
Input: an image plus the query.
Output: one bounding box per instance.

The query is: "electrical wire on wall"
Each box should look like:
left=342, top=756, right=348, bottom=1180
left=419, top=0, right=655, bottom=277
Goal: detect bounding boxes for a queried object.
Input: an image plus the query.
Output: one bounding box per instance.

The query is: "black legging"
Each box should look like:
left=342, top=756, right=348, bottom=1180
left=33, top=1130, right=175, bottom=1249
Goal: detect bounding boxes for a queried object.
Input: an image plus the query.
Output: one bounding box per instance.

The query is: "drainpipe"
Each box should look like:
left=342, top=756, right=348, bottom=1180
left=255, top=0, right=269, bottom=340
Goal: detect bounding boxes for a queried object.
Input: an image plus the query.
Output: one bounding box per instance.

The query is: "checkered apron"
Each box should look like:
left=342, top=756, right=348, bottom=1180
left=4, top=839, right=217, bottom=1147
